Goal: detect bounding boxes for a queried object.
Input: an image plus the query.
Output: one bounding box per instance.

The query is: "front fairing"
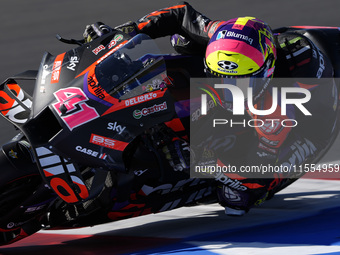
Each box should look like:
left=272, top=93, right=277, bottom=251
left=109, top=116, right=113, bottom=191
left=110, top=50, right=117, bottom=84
left=23, top=33, right=176, bottom=172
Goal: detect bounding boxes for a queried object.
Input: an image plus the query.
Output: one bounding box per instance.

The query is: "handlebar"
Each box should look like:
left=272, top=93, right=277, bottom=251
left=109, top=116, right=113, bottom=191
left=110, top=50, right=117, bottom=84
left=55, top=34, right=85, bottom=46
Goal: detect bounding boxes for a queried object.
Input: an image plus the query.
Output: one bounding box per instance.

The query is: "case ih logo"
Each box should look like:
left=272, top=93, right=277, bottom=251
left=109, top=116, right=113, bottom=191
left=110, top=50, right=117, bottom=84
left=90, top=134, right=128, bottom=151
left=133, top=102, right=167, bottom=119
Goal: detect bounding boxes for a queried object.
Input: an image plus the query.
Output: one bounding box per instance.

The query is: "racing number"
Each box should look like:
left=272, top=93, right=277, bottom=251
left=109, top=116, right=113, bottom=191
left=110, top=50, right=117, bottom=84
left=53, top=87, right=99, bottom=130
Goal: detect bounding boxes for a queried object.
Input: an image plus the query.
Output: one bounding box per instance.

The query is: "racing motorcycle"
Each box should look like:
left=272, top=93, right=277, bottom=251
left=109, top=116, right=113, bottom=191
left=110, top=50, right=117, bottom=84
left=0, top=25, right=339, bottom=246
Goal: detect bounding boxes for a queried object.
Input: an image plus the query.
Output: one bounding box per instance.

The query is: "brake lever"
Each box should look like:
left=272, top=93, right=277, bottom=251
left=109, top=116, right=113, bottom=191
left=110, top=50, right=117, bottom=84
left=55, top=34, right=85, bottom=46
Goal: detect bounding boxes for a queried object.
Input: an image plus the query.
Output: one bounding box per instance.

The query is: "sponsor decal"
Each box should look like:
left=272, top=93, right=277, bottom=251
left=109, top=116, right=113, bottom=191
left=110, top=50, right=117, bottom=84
left=67, top=56, right=79, bottom=71
left=143, top=79, right=167, bottom=92
left=25, top=204, right=47, bottom=213
left=222, top=186, right=241, bottom=201
left=90, top=134, right=128, bottom=151
left=125, top=92, right=158, bottom=106
left=107, top=121, right=126, bottom=135
left=92, top=45, right=105, bottom=55
left=218, top=60, right=238, bottom=70
left=218, top=68, right=237, bottom=74
left=215, top=171, right=247, bottom=191
left=51, top=53, right=66, bottom=84
left=83, top=72, right=117, bottom=108
left=88, top=75, right=105, bottom=99
left=75, top=145, right=107, bottom=160
left=101, top=87, right=167, bottom=117
left=7, top=221, right=29, bottom=229
left=35, top=146, right=89, bottom=203
left=108, top=34, right=124, bottom=49
left=0, top=83, right=32, bottom=124
left=216, top=30, right=254, bottom=45
left=133, top=101, right=167, bottom=119
left=216, top=30, right=227, bottom=40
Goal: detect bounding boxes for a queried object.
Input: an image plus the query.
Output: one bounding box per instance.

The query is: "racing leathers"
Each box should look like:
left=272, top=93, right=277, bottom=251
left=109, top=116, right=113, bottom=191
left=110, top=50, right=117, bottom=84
left=132, top=2, right=338, bottom=215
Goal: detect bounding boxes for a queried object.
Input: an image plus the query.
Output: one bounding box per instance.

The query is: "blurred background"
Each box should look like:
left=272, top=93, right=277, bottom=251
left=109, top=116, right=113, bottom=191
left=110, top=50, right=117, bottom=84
left=1, top=2, right=340, bottom=253
left=1, top=0, right=340, bottom=143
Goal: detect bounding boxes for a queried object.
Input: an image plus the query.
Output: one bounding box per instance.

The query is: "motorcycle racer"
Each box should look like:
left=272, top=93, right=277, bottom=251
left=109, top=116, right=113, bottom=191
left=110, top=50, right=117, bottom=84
left=84, top=2, right=339, bottom=215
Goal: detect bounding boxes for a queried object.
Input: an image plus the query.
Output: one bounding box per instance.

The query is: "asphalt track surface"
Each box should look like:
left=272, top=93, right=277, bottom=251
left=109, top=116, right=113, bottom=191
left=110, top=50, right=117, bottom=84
left=2, top=0, right=340, bottom=254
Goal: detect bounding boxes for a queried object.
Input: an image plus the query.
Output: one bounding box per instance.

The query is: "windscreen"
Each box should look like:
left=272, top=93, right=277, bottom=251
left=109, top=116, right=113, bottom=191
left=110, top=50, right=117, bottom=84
left=95, top=34, right=166, bottom=98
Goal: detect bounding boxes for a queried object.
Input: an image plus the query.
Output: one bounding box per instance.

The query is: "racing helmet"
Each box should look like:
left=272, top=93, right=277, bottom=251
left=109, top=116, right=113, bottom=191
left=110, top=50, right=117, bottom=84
left=204, top=17, right=277, bottom=103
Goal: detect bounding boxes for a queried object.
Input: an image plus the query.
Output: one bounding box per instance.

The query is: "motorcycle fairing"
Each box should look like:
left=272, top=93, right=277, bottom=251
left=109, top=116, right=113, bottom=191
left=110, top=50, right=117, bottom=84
left=34, top=146, right=90, bottom=203
left=13, top=33, right=177, bottom=204
left=0, top=81, right=32, bottom=127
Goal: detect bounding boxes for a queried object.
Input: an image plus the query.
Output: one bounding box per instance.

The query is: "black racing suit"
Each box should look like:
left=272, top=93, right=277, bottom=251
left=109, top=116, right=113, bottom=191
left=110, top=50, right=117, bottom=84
left=135, top=2, right=339, bottom=213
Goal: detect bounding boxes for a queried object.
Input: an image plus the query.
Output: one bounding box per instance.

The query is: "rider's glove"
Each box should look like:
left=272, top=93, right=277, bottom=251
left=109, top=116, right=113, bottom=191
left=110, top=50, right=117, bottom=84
left=83, top=22, right=112, bottom=43
left=170, top=34, right=192, bottom=54
left=115, top=21, right=139, bottom=37
left=170, top=34, right=205, bottom=55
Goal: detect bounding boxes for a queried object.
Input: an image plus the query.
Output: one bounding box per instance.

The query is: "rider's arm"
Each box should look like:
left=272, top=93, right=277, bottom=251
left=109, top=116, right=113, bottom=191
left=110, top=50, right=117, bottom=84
left=136, top=1, right=223, bottom=46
